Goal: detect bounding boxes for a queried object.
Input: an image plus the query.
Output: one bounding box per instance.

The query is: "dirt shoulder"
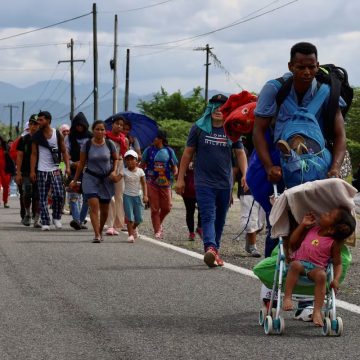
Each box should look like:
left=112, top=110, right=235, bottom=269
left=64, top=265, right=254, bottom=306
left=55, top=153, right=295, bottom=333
left=139, top=193, right=360, bottom=306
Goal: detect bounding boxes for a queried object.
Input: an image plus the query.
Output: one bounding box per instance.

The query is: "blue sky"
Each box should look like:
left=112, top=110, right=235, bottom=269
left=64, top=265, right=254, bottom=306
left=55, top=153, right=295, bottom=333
left=0, top=0, right=359, bottom=96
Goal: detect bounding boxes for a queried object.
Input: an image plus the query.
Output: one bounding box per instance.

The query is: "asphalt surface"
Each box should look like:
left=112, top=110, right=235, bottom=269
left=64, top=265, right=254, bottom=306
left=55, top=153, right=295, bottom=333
left=0, top=198, right=360, bottom=360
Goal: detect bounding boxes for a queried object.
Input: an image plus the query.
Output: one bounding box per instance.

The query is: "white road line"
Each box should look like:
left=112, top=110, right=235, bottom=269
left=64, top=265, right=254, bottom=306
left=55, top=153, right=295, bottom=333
left=140, top=234, right=360, bottom=315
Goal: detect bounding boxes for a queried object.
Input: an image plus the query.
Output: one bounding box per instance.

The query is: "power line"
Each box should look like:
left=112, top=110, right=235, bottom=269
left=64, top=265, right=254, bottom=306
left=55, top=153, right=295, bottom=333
left=101, top=0, right=175, bottom=13
left=0, top=12, right=92, bottom=42
left=209, top=50, right=244, bottom=91
left=27, top=64, right=63, bottom=113
left=0, top=42, right=68, bottom=50
left=34, top=44, right=90, bottom=112
left=132, top=0, right=299, bottom=47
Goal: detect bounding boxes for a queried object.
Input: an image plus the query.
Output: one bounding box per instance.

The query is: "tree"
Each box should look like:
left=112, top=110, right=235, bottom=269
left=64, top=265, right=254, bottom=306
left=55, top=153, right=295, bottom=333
left=345, top=87, right=360, bottom=143
left=137, top=86, right=205, bottom=122
left=345, top=87, right=360, bottom=170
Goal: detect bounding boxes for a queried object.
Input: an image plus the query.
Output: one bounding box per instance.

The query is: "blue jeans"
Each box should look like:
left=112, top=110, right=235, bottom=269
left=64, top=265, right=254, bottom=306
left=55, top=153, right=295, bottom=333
left=264, top=211, right=279, bottom=258
left=196, top=186, right=231, bottom=251
left=68, top=193, right=89, bottom=223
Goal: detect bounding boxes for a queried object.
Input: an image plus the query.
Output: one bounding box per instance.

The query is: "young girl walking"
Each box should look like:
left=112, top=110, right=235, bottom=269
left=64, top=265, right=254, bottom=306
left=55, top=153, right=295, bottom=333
left=282, top=207, right=355, bottom=327
left=123, top=150, right=148, bottom=243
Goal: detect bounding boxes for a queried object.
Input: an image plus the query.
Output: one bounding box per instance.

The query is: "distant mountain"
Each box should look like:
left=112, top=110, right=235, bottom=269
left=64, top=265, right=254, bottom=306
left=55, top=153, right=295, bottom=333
left=0, top=80, right=224, bottom=133
left=0, top=80, right=144, bottom=130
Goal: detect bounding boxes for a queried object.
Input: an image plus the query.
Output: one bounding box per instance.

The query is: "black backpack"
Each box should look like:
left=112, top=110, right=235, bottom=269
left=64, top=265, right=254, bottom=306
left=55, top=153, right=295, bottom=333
left=275, top=64, right=354, bottom=146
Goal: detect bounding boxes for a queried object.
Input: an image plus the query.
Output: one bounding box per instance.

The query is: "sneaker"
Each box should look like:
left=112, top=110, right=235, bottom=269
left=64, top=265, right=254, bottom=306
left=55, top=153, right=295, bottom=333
left=127, top=235, right=135, bottom=243
left=62, top=209, right=70, bottom=215
left=22, top=215, right=31, bottom=226
left=294, top=306, right=313, bottom=322
left=196, top=228, right=203, bottom=239
left=52, top=219, right=62, bottom=229
left=204, top=247, right=218, bottom=268
left=245, top=244, right=261, bottom=258
left=41, top=225, right=50, bottom=231
left=245, top=242, right=261, bottom=257
left=106, top=227, right=115, bottom=236
left=215, top=252, right=224, bottom=266
left=70, top=219, right=82, bottom=230
left=34, top=216, right=41, bottom=228
left=188, top=232, right=195, bottom=241
left=80, top=223, right=88, bottom=230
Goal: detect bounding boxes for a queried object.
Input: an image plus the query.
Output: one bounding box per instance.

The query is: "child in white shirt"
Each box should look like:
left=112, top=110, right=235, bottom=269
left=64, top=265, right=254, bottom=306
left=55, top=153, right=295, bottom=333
left=123, top=150, right=148, bottom=242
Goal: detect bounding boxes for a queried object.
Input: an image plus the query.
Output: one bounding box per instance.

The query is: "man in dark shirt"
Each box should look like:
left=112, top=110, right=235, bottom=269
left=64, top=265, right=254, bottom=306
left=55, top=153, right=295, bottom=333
left=176, top=94, right=247, bottom=267
left=16, top=115, right=41, bottom=227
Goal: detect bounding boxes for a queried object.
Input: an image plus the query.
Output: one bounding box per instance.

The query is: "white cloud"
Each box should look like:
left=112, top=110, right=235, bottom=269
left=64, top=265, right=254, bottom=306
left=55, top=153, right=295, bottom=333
left=0, top=0, right=359, bottom=97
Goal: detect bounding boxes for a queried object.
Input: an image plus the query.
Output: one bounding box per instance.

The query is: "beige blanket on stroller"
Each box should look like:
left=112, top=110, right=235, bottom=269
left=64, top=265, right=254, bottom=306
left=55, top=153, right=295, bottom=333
left=269, top=178, right=358, bottom=246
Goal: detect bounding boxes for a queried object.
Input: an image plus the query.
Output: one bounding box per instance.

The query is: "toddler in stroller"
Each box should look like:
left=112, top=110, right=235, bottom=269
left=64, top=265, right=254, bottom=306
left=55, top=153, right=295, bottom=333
left=283, top=208, right=355, bottom=327
left=254, top=178, right=357, bottom=335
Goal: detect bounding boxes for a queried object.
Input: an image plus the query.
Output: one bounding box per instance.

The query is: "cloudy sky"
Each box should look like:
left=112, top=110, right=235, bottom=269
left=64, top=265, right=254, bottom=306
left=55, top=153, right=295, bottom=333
left=0, top=0, right=359, bottom=98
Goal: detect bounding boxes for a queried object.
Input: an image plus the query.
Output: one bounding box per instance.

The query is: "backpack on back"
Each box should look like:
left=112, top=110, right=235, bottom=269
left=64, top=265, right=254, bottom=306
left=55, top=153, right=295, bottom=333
left=276, top=84, right=333, bottom=188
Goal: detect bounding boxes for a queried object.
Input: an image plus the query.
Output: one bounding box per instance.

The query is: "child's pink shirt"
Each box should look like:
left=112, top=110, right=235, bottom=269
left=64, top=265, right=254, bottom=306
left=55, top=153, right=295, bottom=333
left=292, top=226, right=334, bottom=269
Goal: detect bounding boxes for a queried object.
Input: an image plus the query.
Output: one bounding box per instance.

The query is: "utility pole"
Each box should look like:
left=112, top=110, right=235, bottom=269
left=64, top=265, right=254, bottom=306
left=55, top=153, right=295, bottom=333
left=110, top=14, right=118, bottom=114
left=194, top=44, right=212, bottom=104
left=4, top=104, right=19, bottom=139
left=93, top=3, right=99, bottom=121
left=124, top=49, right=130, bottom=111
left=58, top=38, right=86, bottom=120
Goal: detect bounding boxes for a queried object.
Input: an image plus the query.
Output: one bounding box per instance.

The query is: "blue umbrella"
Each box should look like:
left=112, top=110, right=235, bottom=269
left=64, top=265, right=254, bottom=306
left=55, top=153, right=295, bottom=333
left=104, top=111, right=158, bottom=149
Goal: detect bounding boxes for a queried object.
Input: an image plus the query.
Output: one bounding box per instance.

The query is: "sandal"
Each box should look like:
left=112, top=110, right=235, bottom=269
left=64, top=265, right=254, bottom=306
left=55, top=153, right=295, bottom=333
left=92, top=238, right=101, bottom=243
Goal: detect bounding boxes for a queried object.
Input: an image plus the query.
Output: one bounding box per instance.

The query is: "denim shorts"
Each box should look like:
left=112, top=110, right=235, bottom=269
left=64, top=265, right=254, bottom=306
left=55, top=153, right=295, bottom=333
left=123, top=194, right=143, bottom=223
left=299, top=260, right=318, bottom=276
left=84, top=193, right=111, bottom=204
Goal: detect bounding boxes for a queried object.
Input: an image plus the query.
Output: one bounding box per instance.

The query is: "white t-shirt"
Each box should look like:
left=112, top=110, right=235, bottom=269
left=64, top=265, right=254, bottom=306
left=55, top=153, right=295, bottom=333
left=37, top=128, right=59, bottom=172
left=123, top=167, right=145, bottom=196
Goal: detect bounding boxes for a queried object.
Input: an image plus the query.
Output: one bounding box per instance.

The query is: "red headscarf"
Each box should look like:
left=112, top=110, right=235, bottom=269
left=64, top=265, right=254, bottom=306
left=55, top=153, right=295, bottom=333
left=106, top=130, right=127, bottom=157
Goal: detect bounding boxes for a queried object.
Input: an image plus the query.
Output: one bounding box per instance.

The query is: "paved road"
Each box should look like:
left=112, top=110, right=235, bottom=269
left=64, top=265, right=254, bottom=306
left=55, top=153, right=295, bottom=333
left=0, top=199, right=360, bottom=360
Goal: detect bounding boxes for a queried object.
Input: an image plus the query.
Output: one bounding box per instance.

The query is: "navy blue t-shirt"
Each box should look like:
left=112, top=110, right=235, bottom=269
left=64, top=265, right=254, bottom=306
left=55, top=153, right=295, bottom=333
left=187, top=125, right=243, bottom=189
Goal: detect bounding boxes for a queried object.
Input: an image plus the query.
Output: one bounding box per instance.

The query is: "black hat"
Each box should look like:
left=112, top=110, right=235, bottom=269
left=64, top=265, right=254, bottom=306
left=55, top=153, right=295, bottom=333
left=209, top=94, right=228, bottom=104
left=28, top=114, right=39, bottom=123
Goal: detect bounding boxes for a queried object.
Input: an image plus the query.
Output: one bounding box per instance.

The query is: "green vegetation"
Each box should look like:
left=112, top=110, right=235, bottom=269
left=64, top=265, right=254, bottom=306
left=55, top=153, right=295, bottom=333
left=137, top=86, right=205, bottom=122
left=140, top=86, right=360, bottom=171
left=345, top=88, right=360, bottom=170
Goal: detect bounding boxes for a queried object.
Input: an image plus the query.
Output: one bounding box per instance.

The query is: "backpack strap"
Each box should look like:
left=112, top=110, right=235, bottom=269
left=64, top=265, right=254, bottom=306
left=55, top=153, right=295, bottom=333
left=85, top=139, right=92, bottom=157
left=274, top=77, right=293, bottom=108
left=306, top=84, right=330, bottom=115
left=279, top=83, right=329, bottom=115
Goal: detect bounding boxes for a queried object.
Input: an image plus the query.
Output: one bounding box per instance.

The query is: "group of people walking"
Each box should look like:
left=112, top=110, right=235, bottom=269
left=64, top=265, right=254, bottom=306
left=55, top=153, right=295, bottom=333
left=2, top=41, right=355, bottom=327
left=9, top=111, right=178, bottom=245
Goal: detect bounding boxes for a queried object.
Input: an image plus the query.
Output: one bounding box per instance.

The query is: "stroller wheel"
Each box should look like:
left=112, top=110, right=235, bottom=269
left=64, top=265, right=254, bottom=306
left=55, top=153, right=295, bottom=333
left=278, top=316, right=285, bottom=334
left=264, top=315, right=273, bottom=335
left=322, top=317, right=331, bottom=336
left=333, top=317, right=343, bottom=336
left=259, top=305, right=267, bottom=326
